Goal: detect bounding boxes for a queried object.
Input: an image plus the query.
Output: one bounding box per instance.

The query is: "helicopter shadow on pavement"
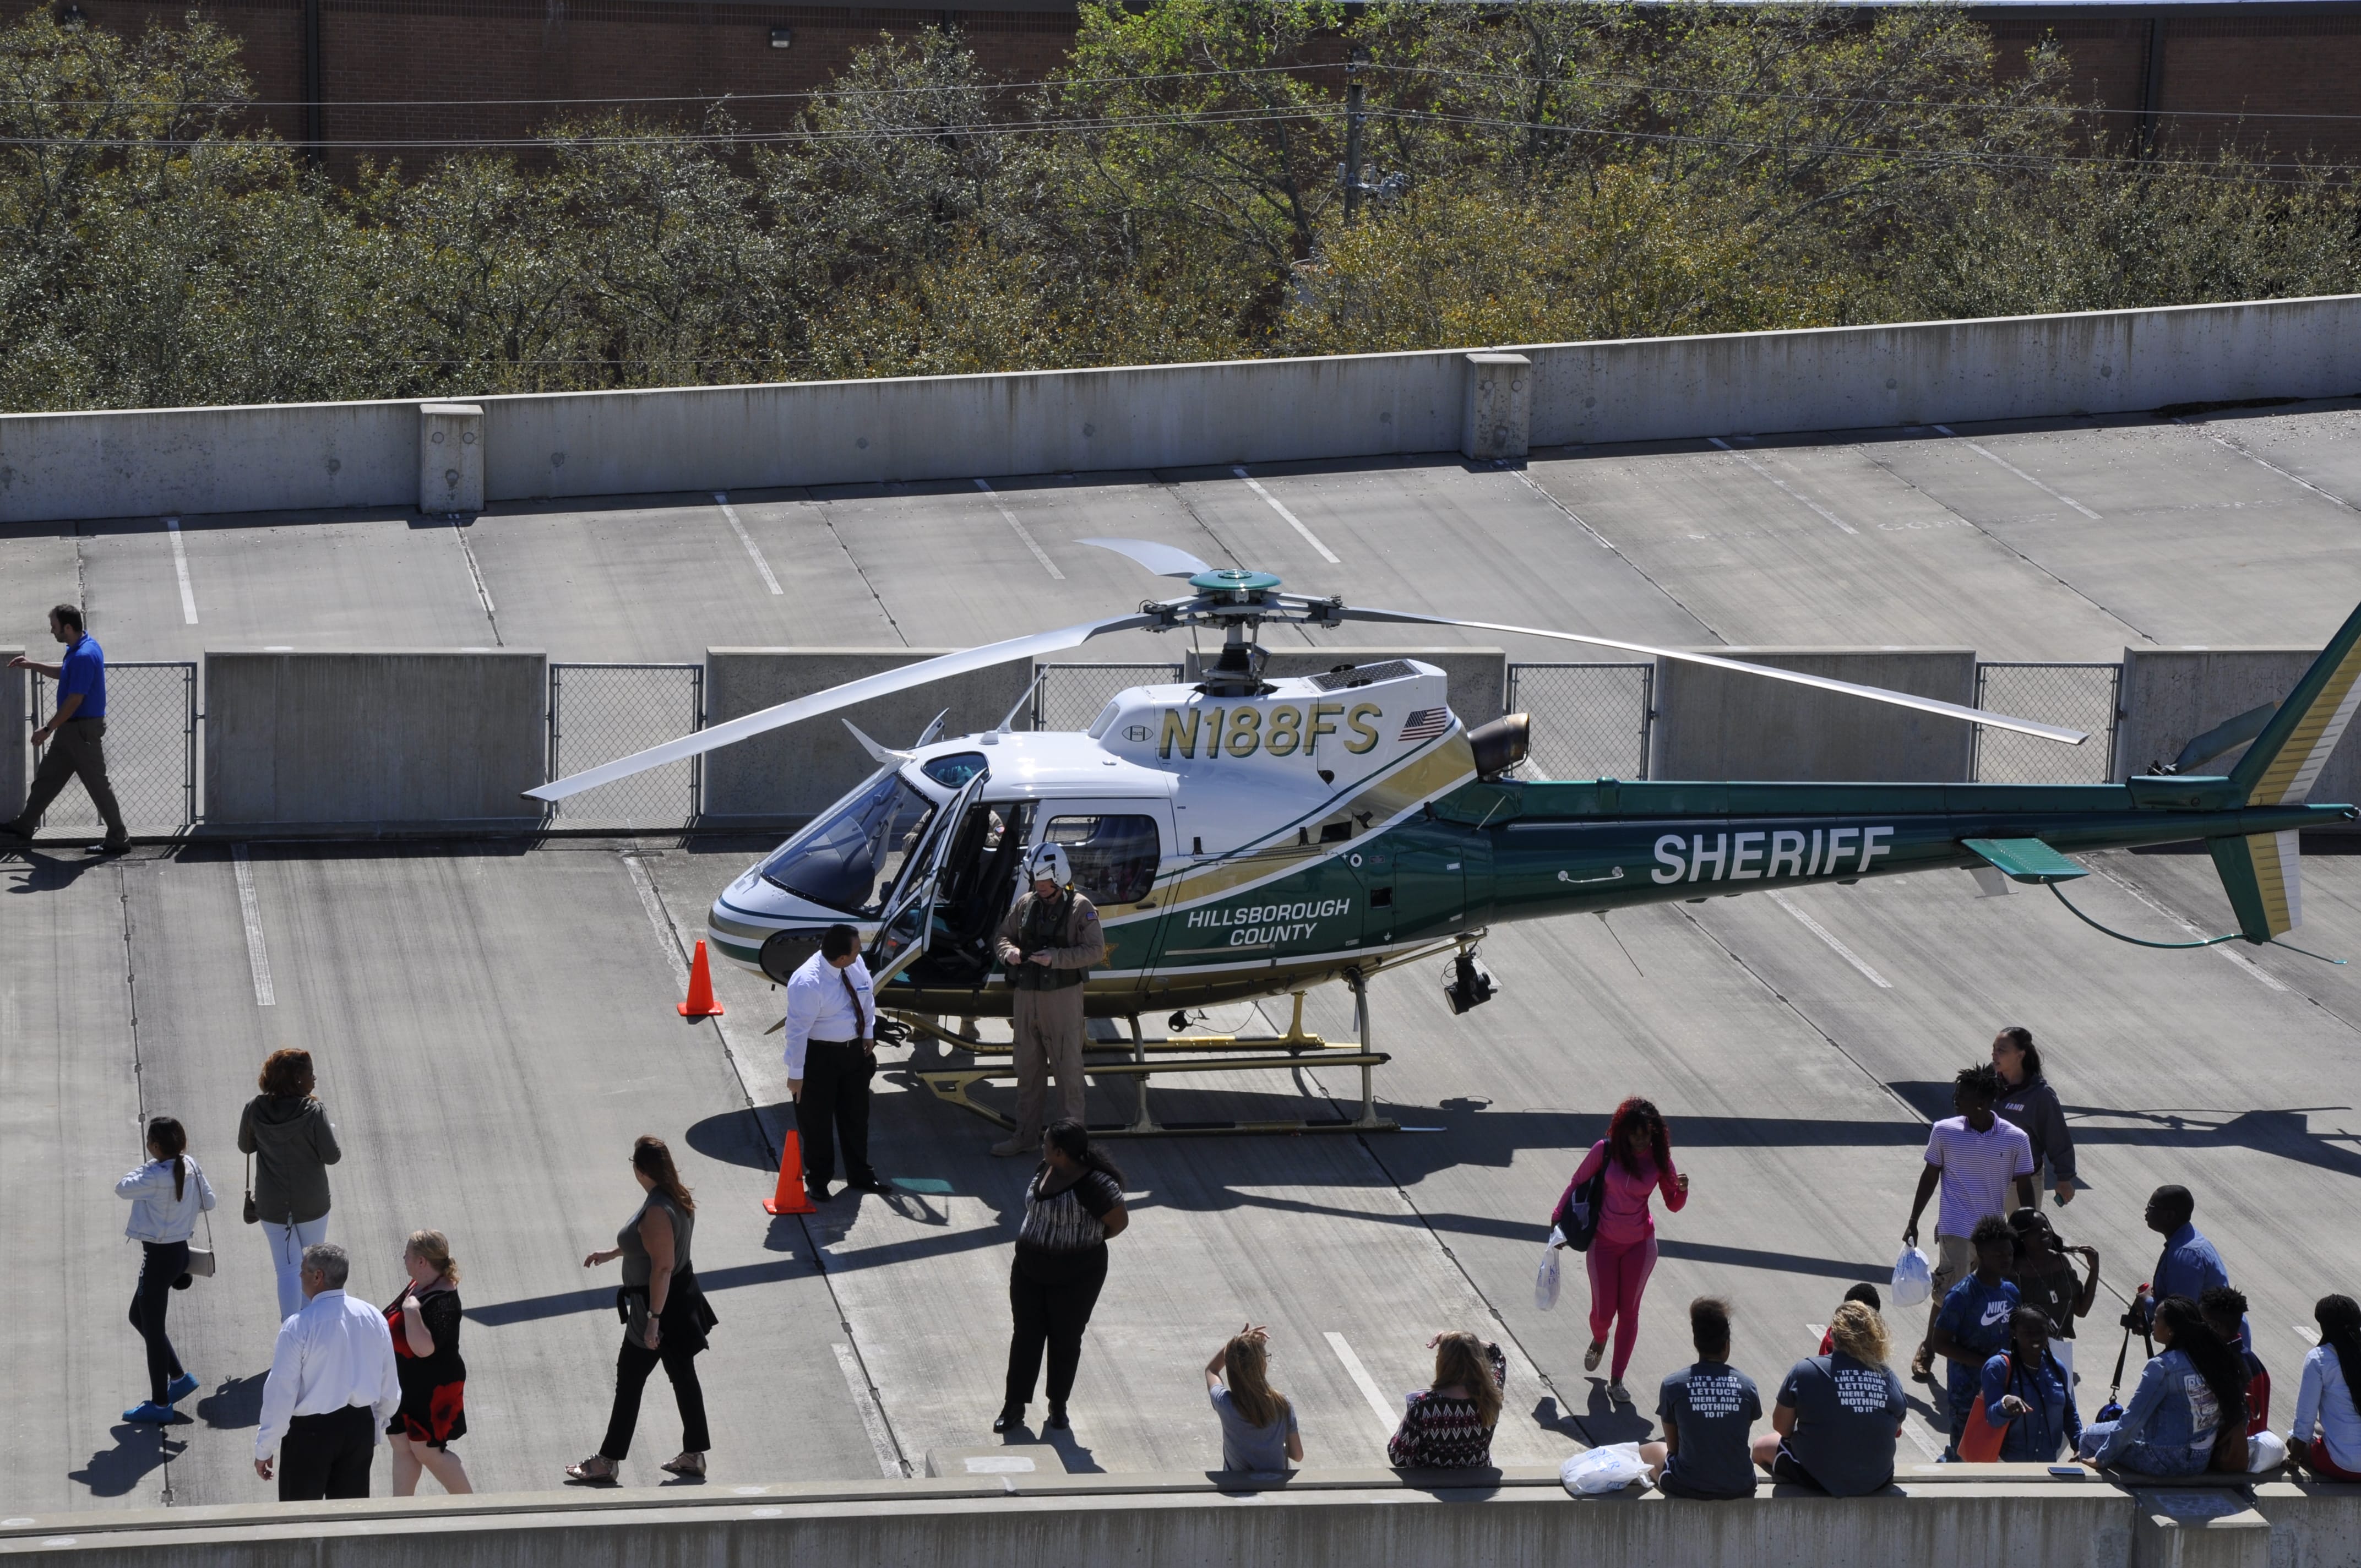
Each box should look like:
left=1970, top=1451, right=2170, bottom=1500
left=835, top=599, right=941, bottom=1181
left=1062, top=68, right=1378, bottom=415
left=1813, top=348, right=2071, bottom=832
left=1885, top=1082, right=2361, bottom=1182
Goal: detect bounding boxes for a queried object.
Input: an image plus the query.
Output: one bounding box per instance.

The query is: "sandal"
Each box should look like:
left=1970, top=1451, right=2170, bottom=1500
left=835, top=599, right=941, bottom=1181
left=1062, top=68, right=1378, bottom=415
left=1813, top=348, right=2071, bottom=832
left=565, top=1454, right=618, bottom=1484
left=660, top=1452, right=706, bottom=1478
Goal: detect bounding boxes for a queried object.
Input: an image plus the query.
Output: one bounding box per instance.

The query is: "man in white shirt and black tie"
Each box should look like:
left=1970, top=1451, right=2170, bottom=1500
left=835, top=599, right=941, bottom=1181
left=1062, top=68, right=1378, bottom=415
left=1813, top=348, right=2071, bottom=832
left=781, top=923, right=885, bottom=1201
left=254, top=1242, right=401, bottom=1500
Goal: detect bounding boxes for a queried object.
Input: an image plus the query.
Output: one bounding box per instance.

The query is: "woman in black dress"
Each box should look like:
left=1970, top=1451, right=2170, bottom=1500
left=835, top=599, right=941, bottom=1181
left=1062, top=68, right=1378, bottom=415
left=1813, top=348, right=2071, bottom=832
left=385, top=1228, right=472, bottom=1495
left=995, top=1119, right=1128, bottom=1434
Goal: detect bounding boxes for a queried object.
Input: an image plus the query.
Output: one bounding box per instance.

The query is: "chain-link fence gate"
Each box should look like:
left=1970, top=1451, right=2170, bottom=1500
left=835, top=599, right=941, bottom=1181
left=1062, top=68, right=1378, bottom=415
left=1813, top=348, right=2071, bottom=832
left=1505, top=662, right=1653, bottom=780
left=1971, top=663, right=2120, bottom=784
left=546, top=663, right=703, bottom=829
left=25, top=663, right=196, bottom=837
left=1033, top=662, right=1185, bottom=733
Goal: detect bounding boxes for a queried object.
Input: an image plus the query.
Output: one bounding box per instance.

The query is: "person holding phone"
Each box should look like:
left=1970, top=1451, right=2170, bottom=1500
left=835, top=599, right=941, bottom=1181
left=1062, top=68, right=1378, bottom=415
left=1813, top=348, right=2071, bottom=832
left=2009, top=1209, right=2099, bottom=1404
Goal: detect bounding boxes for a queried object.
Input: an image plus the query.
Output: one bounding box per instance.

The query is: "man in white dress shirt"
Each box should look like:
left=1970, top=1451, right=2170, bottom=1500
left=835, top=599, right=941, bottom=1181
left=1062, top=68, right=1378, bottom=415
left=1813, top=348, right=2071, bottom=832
left=781, top=923, right=884, bottom=1201
left=255, top=1242, right=401, bottom=1500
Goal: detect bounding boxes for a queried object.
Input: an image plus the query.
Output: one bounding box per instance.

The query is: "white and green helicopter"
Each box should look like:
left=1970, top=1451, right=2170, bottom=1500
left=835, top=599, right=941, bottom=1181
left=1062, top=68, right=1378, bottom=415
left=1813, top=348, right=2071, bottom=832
left=529, top=540, right=2359, bottom=1036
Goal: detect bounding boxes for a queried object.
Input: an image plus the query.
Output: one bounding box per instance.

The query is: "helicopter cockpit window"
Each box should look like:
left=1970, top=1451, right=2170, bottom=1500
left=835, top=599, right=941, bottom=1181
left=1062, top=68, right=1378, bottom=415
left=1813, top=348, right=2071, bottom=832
left=759, top=772, right=937, bottom=916
left=922, top=752, right=988, bottom=788
left=1043, top=814, right=1161, bottom=906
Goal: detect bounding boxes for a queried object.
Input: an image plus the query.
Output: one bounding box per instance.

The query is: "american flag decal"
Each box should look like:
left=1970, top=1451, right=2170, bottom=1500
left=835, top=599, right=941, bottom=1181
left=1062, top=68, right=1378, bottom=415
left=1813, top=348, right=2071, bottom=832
left=1398, top=708, right=1450, bottom=743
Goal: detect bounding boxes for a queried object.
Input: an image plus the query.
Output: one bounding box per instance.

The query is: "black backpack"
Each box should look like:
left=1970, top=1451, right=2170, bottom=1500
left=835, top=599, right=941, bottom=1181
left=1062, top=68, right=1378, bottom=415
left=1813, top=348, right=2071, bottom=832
left=1551, top=1150, right=1609, bottom=1253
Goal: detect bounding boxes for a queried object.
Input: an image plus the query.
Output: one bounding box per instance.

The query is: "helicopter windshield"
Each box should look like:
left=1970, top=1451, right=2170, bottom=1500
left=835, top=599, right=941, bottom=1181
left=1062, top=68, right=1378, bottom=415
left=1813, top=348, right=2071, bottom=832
left=759, top=771, right=938, bottom=917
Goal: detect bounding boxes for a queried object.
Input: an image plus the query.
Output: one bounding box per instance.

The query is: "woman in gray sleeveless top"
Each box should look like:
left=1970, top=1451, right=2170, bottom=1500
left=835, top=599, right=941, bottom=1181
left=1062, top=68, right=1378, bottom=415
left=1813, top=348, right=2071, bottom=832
left=567, top=1135, right=717, bottom=1484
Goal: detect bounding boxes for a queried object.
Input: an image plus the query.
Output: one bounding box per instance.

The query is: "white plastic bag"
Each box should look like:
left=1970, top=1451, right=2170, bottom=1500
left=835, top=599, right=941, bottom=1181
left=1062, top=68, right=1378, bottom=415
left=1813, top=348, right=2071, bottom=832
left=1891, top=1243, right=1934, bottom=1309
left=1561, top=1442, right=1646, bottom=1496
left=1536, top=1230, right=1564, bottom=1311
left=2248, top=1430, right=2288, bottom=1472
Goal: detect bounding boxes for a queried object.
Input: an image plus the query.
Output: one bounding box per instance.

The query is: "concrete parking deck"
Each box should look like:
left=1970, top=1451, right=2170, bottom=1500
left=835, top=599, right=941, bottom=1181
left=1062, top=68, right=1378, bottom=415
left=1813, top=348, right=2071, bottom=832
left=6, top=402, right=2361, bottom=1518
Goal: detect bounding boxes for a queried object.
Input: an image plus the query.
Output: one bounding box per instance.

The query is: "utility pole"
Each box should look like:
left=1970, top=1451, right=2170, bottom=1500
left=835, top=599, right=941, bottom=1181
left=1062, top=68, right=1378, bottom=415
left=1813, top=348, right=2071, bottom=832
left=1342, top=42, right=1366, bottom=225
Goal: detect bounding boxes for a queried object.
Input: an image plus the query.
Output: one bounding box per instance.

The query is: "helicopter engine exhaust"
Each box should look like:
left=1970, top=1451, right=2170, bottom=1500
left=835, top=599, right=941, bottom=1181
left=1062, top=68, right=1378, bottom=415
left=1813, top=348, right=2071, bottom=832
left=1467, top=712, right=1531, bottom=778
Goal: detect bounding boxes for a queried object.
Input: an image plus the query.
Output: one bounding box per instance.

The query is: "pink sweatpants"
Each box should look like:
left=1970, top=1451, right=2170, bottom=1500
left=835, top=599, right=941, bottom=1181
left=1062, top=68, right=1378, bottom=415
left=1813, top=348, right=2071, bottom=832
left=1586, top=1233, right=1659, bottom=1382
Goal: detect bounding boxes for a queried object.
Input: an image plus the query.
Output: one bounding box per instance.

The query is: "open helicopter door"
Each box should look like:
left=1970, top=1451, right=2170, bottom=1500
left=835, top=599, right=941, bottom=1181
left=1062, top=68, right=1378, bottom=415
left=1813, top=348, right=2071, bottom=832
left=868, top=767, right=994, bottom=988
left=1031, top=798, right=1178, bottom=1000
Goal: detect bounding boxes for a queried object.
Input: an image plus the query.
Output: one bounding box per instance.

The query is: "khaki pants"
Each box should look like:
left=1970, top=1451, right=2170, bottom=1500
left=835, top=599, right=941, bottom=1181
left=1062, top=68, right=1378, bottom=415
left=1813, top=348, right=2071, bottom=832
left=1010, top=984, right=1087, bottom=1145
left=13, top=717, right=128, bottom=843
left=1923, top=1232, right=1976, bottom=1345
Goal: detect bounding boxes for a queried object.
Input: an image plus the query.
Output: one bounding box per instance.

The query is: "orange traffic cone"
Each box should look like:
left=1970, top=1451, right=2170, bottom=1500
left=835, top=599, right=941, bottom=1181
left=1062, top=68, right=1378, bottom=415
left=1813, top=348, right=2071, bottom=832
left=764, top=1130, right=817, bottom=1215
left=678, top=939, right=724, bottom=1017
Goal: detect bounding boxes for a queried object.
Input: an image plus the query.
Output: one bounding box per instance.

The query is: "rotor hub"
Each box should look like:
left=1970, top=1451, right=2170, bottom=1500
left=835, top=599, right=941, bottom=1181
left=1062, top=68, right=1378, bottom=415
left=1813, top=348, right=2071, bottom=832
left=1189, top=567, right=1283, bottom=601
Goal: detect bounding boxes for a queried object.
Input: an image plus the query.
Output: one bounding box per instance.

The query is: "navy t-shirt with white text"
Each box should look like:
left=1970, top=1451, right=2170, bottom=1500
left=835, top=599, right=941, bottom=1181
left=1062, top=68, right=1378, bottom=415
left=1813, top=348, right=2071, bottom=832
left=1656, top=1361, right=1761, bottom=1498
left=1777, top=1352, right=1907, bottom=1497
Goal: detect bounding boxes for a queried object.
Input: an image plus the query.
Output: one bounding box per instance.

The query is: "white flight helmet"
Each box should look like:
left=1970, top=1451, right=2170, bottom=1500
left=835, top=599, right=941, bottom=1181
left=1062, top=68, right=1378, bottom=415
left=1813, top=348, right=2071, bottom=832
left=1027, top=842, right=1073, bottom=888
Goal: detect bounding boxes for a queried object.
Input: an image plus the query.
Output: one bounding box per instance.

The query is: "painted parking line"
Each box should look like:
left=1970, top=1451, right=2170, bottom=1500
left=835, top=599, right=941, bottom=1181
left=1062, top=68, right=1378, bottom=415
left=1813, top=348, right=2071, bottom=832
left=2196, top=429, right=2361, bottom=516
left=1325, top=1331, right=1403, bottom=1439
left=1707, top=439, right=1857, bottom=535
left=1767, top=891, right=1892, bottom=989
left=164, top=518, right=198, bottom=624
left=2091, top=865, right=2286, bottom=994
left=1805, top=1322, right=1826, bottom=1342
left=973, top=479, right=1065, bottom=580
left=232, top=844, right=275, bottom=1007
left=714, top=492, right=784, bottom=595
left=833, top=1342, right=909, bottom=1477
left=621, top=852, right=690, bottom=994
left=1233, top=467, right=1342, bottom=563
left=1934, top=428, right=2101, bottom=519
left=2296, top=1324, right=2320, bottom=1344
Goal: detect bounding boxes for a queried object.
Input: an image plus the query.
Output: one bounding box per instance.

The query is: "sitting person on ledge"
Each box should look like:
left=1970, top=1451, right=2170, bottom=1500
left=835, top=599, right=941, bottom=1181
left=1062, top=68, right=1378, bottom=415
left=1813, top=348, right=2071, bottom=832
left=1751, top=1301, right=1907, bottom=1496
left=1387, top=1332, right=1505, bottom=1470
left=2077, top=1295, right=2245, bottom=1478
left=1642, top=1296, right=1760, bottom=1499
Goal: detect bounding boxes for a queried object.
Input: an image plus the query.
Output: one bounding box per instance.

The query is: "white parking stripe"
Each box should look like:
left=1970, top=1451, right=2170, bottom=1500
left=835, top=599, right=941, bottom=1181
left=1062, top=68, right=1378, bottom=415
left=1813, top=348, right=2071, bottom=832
left=1768, top=891, right=1893, bottom=989
left=621, top=853, right=690, bottom=993
left=1805, top=1322, right=1826, bottom=1341
left=2296, top=1324, right=2320, bottom=1344
left=714, top=493, right=784, bottom=595
left=1707, top=440, right=1857, bottom=535
left=1325, top=1331, right=1402, bottom=1439
left=164, top=518, right=198, bottom=624
left=833, top=1342, right=908, bottom=1477
left=1233, top=467, right=1342, bottom=563
left=232, top=845, right=275, bottom=1007
left=1935, top=428, right=2102, bottom=519
left=973, top=480, right=1065, bottom=580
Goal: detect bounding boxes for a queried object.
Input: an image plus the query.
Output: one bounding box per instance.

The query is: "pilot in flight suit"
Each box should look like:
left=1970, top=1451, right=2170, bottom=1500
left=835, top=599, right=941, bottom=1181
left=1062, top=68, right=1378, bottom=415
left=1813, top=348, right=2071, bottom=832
left=991, top=842, right=1106, bottom=1156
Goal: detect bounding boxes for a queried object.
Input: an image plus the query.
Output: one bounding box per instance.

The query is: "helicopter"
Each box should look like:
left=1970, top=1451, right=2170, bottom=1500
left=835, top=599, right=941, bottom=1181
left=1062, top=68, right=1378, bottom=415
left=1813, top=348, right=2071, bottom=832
left=528, top=540, right=2361, bottom=1026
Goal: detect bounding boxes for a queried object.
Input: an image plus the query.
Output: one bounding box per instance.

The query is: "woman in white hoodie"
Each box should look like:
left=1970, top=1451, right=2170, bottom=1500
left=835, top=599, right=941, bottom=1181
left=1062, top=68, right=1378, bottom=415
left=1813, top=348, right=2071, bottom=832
left=116, top=1116, right=216, bottom=1424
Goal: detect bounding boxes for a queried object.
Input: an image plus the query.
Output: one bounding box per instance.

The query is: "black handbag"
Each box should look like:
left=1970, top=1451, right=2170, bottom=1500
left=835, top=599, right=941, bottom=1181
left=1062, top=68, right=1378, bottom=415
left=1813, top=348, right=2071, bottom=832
left=1551, top=1155, right=1609, bottom=1253
left=242, top=1152, right=258, bottom=1226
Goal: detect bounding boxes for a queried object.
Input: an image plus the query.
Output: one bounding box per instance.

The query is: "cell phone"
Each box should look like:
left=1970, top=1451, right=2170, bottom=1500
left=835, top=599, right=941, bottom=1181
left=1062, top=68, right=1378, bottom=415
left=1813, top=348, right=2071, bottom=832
left=2048, top=1465, right=2086, bottom=1479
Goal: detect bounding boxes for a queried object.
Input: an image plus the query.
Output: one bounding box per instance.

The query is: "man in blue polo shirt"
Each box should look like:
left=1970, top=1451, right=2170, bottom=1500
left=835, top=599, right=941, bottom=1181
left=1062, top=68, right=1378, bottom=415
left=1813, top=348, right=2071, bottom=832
left=4, top=605, right=130, bottom=853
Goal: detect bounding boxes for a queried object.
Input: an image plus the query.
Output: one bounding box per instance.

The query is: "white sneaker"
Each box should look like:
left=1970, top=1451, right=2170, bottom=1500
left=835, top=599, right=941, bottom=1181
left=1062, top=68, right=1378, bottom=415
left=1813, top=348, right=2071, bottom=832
left=990, top=1137, right=1030, bottom=1158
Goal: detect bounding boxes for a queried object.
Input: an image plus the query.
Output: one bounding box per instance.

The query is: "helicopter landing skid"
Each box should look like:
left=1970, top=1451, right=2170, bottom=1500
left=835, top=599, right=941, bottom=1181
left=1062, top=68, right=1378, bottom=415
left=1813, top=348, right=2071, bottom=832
left=907, top=981, right=1400, bottom=1136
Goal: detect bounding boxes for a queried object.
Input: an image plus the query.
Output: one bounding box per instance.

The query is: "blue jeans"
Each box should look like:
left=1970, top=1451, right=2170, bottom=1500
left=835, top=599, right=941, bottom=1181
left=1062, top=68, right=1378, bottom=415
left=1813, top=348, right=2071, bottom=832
left=2076, top=1419, right=2208, bottom=1476
left=262, top=1217, right=329, bottom=1321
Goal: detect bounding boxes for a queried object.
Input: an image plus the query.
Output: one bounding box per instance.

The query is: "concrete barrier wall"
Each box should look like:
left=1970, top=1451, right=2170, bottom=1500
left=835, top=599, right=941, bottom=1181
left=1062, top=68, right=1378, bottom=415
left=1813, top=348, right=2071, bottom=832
left=702, top=649, right=1036, bottom=821
left=1183, top=648, right=1510, bottom=727
left=2116, top=647, right=2361, bottom=806
left=0, top=400, right=414, bottom=525
left=1651, top=650, right=1979, bottom=783
left=1527, top=295, right=2361, bottom=446
left=2, top=655, right=24, bottom=823
left=3, top=295, right=2355, bottom=524
left=6, top=1470, right=2351, bottom=1568
left=203, top=651, right=546, bottom=830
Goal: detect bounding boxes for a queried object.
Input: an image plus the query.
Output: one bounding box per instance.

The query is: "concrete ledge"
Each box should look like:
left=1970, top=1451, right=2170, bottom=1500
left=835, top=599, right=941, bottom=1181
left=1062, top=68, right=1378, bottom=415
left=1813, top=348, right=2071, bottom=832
left=2115, top=646, right=2361, bottom=808
left=202, top=650, right=547, bottom=828
left=4, top=1468, right=2349, bottom=1568
left=1, top=296, right=2354, bottom=523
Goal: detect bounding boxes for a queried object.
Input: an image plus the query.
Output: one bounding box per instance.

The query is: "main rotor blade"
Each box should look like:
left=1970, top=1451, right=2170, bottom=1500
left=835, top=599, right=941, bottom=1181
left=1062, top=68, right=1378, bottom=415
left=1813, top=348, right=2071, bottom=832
left=526, top=612, right=1165, bottom=803
left=1332, top=607, right=2087, bottom=745
left=1079, top=537, right=1215, bottom=579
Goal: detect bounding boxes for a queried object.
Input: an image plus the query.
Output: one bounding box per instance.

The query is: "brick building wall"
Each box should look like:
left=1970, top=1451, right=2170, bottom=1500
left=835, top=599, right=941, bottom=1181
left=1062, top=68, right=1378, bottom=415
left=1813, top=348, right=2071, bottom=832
left=19, top=1, right=2361, bottom=177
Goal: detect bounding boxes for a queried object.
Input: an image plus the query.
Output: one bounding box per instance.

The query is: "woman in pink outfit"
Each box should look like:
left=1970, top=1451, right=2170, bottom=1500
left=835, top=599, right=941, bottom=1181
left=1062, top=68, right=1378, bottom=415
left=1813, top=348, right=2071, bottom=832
left=1559, top=1097, right=1689, bottom=1405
